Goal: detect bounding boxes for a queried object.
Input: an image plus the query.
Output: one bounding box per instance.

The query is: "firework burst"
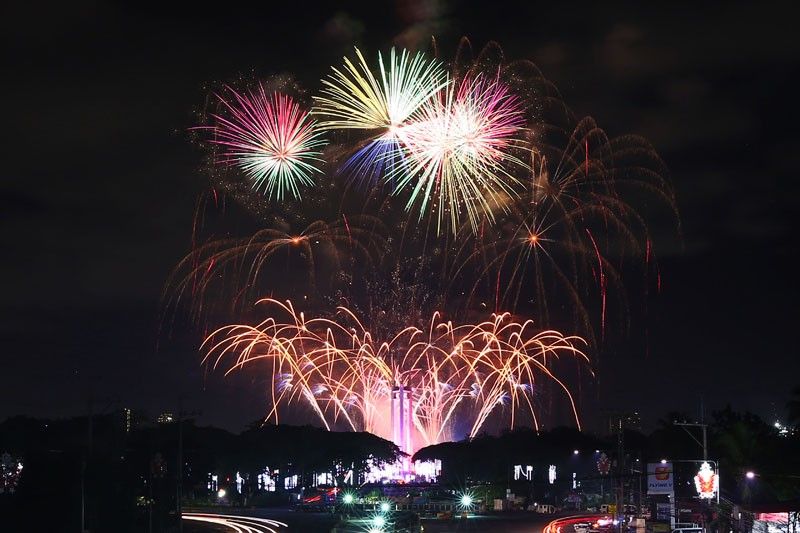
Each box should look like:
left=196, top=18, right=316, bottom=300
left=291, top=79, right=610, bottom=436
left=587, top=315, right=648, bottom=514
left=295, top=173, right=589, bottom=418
left=449, top=116, right=677, bottom=346
left=172, top=40, right=681, bottom=447
left=395, top=73, right=527, bottom=234
left=312, top=47, right=448, bottom=187
left=203, top=299, right=589, bottom=450
left=209, top=86, right=327, bottom=200
left=313, top=47, right=447, bottom=132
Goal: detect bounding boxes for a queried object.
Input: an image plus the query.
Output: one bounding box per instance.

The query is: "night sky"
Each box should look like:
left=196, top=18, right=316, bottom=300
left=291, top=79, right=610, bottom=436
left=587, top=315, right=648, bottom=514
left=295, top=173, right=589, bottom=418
left=3, top=1, right=798, bottom=433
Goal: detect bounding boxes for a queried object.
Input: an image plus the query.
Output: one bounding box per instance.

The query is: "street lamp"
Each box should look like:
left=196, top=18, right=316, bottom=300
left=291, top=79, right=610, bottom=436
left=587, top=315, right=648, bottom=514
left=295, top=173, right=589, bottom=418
left=573, top=449, right=580, bottom=455
left=745, top=471, right=756, bottom=479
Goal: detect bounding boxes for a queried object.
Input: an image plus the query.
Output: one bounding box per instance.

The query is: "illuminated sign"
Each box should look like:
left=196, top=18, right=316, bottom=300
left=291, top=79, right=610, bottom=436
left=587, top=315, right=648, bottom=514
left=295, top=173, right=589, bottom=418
left=694, top=462, right=718, bottom=499
left=647, top=462, right=673, bottom=494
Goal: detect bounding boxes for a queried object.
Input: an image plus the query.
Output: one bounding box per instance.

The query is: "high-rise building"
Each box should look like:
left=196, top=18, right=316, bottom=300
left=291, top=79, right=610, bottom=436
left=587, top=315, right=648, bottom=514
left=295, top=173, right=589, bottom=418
left=603, top=410, right=642, bottom=435
left=118, top=407, right=145, bottom=433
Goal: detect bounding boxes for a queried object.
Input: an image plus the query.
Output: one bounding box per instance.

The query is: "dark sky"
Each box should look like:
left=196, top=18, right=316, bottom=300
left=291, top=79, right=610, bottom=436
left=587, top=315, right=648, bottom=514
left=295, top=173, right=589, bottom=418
left=2, top=1, right=798, bottom=433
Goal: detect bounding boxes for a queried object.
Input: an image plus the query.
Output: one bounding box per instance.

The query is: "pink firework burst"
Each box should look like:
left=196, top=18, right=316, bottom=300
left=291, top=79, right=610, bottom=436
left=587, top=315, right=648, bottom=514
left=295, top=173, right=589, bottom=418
left=209, top=86, right=327, bottom=200
left=393, top=73, right=527, bottom=233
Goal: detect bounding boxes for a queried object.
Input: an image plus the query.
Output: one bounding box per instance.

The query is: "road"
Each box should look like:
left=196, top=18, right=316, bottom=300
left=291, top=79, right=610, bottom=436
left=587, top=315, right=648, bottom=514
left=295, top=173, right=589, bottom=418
left=183, top=512, right=291, bottom=532
left=183, top=508, right=556, bottom=532
left=543, top=514, right=610, bottom=533
left=183, top=509, right=337, bottom=532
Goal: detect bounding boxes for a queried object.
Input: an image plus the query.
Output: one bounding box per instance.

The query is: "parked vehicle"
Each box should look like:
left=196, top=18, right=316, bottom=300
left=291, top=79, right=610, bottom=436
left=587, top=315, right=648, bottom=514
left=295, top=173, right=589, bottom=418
left=672, top=523, right=703, bottom=533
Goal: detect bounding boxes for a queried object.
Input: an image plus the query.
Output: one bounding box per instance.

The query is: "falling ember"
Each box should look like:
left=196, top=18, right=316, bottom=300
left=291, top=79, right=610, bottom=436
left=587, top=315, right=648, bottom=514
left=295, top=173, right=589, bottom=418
left=585, top=229, right=606, bottom=341
left=203, top=299, right=589, bottom=452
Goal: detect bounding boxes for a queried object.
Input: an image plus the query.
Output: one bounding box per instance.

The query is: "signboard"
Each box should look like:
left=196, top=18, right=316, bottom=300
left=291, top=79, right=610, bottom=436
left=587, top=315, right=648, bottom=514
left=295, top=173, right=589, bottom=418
left=694, top=462, right=719, bottom=499
left=647, top=462, right=673, bottom=494
left=656, top=503, right=671, bottom=521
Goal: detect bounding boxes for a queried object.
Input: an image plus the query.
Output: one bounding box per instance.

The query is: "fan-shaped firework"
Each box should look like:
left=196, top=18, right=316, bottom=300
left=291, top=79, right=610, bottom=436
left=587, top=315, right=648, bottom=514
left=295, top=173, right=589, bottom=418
left=203, top=299, right=588, bottom=450
left=209, top=86, right=327, bottom=200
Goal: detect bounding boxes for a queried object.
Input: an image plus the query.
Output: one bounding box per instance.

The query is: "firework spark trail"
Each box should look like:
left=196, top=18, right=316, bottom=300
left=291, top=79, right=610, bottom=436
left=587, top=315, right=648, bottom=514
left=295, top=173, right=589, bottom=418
left=166, top=217, right=386, bottom=323
left=208, top=86, right=327, bottom=200
left=585, top=229, right=607, bottom=341
left=203, top=299, right=589, bottom=450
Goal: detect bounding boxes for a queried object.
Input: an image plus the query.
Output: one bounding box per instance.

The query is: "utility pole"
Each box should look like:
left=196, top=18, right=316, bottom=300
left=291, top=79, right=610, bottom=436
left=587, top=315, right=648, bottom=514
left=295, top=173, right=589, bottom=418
left=177, top=412, right=183, bottom=533
left=82, top=390, right=93, bottom=533
left=176, top=407, right=201, bottom=533
left=674, top=421, right=708, bottom=460
left=616, top=418, right=624, bottom=532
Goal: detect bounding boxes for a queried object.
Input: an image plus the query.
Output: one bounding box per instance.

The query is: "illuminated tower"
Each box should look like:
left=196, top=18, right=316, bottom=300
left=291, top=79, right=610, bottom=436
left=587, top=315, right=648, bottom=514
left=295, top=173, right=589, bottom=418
left=390, top=385, right=413, bottom=456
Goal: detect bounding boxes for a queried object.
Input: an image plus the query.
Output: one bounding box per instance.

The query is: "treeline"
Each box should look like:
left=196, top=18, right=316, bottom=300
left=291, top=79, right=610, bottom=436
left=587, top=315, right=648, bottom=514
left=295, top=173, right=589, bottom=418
left=0, top=415, right=400, bottom=532
left=413, top=407, right=800, bottom=505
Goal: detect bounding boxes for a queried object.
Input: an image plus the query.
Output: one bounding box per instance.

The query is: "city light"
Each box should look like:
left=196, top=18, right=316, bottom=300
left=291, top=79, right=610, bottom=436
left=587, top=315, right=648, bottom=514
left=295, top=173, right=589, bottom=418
left=573, top=449, right=579, bottom=455
left=342, top=493, right=354, bottom=504
left=217, top=489, right=226, bottom=498
left=460, top=493, right=474, bottom=507
left=380, top=501, right=391, bottom=513
left=372, top=515, right=386, bottom=528
left=661, top=459, right=667, bottom=464
left=746, top=471, right=756, bottom=479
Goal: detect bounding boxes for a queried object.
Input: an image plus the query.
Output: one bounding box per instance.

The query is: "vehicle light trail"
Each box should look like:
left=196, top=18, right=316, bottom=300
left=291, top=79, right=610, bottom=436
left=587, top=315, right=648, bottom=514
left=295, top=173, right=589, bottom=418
left=182, top=513, right=288, bottom=533
left=543, top=515, right=609, bottom=533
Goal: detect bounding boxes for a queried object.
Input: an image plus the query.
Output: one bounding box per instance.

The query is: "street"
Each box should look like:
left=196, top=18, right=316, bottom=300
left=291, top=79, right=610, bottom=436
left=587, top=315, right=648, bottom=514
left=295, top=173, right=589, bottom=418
left=182, top=508, right=555, bottom=532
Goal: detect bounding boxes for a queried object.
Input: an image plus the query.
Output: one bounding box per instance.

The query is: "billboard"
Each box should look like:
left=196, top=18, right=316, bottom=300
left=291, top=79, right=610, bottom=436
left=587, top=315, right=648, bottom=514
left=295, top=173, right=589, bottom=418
left=647, top=462, right=674, bottom=494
